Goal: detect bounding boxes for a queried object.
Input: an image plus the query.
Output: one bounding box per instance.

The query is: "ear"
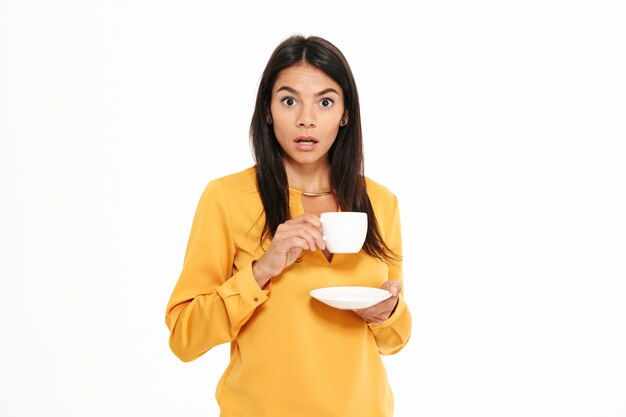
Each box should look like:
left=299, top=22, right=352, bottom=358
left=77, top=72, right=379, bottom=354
left=340, top=111, right=349, bottom=126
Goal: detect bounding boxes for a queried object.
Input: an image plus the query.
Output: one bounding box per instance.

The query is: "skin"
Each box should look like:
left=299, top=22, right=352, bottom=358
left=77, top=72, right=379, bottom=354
left=269, top=62, right=345, bottom=181
left=252, top=62, right=399, bottom=323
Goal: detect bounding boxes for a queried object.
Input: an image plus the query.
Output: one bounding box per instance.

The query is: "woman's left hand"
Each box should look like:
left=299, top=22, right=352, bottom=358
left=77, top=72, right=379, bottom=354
left=352, top=280, right=401, bottom=324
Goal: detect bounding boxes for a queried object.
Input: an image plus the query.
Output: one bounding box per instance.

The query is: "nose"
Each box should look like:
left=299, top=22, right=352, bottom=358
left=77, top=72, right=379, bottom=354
left=296, top=105, right=316, bottom=128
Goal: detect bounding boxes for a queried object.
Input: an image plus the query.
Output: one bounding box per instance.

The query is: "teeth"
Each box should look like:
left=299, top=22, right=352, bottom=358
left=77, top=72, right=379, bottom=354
left=298, top=141, right=315, bottom=145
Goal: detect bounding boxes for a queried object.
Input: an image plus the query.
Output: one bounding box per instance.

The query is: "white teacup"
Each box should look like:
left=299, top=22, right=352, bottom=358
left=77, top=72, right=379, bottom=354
left=320, top=212, right=368, bottom=253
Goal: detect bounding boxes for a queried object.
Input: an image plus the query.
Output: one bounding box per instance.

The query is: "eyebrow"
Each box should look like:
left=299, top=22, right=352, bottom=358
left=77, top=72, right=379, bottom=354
left=275, top=86, right=340, bottom=97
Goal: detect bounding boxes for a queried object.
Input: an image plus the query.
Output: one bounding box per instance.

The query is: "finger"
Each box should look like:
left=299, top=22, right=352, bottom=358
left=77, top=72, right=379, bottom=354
left=300, top=222, right=325, bottom=250
left=282, top=215, right=325, bottom=248
left=283, top=237, right=310, bottom=254
left=358, top=297, right=395, bottom=318
left=294, top=222, right=325, bottom=250
left=298, top=213, right=323, bottom=229
left=287, top=213, right=323, bottom=231
left=291, top=228, right=319, bottom=251
left=374, top=296, right=397, bottom=311
left=351, top=309, right=371, bottom=322
left=352, top=308, right=384, bottom=324
left=266, top=239, right=308, bottom=270
left=381, top=280, right=401, bottom=296
left=389, top=285, right=400, bottom=297
left=272, top=229, right=312, bottom=252
left=354, top=297, right=396, bottom=323
left=278, top=223, right=324, bottom=251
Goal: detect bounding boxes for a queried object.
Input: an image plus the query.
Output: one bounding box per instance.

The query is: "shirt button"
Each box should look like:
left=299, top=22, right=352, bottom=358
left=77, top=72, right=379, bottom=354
left=253, top=297, right=259, bottom=302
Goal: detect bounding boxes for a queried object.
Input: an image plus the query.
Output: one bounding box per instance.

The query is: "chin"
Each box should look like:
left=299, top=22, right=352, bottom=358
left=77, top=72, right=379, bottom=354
left=286, top=153, right=328, bottom=167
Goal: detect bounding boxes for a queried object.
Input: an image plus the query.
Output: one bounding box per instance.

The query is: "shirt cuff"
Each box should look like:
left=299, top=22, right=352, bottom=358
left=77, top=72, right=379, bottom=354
left=217, top=263, right=271, bottom=308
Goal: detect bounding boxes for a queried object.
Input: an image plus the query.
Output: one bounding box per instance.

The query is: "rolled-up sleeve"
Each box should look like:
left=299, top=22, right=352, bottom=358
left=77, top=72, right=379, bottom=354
left=165, top=180, right=270, bottom=362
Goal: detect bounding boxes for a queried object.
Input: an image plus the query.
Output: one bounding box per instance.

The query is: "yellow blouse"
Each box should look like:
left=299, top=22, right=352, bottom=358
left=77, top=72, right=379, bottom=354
left=165, top=166, right=411, bottom=417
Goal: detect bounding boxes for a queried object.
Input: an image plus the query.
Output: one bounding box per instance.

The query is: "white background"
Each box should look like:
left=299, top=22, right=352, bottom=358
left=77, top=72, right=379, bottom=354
left=1, top=1, right=625, bottom=416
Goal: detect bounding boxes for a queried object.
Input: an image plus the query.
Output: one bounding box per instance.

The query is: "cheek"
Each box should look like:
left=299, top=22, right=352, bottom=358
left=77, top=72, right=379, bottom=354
left=272, top=116, right=290, bottom=141
left=322, top=121, right=341, bottom=140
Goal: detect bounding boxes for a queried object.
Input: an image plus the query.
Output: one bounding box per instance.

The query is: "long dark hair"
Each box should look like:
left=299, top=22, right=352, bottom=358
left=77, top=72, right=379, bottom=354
left=250, top=35, right=398, bottom=263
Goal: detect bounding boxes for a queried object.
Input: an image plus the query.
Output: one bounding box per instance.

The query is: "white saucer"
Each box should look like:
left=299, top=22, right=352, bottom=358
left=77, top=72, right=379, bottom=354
left=309, top=286, right=392, bottom=310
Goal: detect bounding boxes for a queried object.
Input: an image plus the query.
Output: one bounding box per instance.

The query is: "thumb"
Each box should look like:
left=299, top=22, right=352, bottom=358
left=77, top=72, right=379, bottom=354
left=382, top=280, right=401, bottom=297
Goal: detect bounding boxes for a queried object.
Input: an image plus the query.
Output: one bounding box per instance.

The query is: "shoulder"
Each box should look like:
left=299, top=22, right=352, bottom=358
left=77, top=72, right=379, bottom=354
left=364, top=177, right=401, bottom=241
left=194, top=166, right=259, bottom=213
left=364, top=176, right=400, bottom=230
left=203, top=166, right=258, bottom=197
left=364, top=176, right=398, bottom=206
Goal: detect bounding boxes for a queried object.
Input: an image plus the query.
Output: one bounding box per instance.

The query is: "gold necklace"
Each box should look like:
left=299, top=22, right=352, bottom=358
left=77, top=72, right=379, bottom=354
left=301, top=190, right=333, bottom=197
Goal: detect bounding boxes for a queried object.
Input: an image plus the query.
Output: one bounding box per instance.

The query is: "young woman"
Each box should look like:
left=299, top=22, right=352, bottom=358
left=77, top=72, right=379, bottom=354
left=165, top=35, right=411, bottom=417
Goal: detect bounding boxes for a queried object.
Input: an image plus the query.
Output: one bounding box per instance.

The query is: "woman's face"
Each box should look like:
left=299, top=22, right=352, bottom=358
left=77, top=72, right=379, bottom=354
left=269, top=63, right=346, bottom=169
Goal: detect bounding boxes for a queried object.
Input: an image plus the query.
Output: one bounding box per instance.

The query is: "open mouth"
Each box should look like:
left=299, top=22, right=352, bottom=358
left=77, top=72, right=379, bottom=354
left=294, top=136, right=319, bottom=146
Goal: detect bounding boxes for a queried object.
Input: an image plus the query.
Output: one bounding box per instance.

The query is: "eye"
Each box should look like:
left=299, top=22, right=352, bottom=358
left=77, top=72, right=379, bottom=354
left=320, top=98, right=334, bottom=108
left=281, top=97, right=297, bottom=107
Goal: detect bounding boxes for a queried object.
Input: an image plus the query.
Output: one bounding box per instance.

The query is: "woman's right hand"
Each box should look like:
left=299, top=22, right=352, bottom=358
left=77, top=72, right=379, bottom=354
left=252, top=213, right=325, bottom=288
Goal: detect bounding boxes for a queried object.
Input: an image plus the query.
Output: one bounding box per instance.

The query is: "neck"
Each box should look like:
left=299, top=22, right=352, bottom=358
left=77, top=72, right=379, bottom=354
left=283, top=158, right=331, bottom=193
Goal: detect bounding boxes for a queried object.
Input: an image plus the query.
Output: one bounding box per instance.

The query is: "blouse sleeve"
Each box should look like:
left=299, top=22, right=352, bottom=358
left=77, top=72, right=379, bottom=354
left=165, top=180, right=270, bottom=362
left=368, top=195, right=412, bottom=355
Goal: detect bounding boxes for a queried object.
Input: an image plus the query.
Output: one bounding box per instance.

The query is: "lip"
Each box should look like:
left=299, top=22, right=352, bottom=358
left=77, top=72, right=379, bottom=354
left=293, top=136, right=319, bottom=144
left=293, top=136, right=319, bottom=152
